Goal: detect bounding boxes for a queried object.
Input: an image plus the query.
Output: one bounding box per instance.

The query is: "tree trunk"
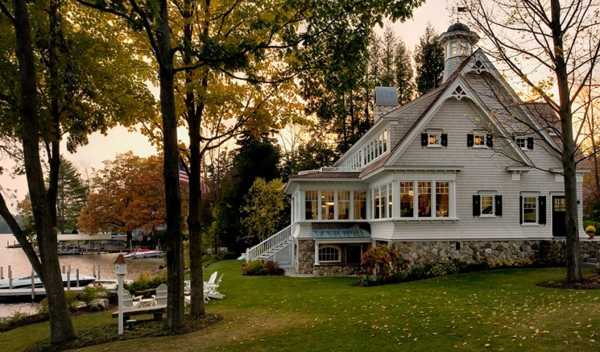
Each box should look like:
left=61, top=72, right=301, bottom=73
left=12, top=0, right=75, bottom=343
left=156, top=0, right=184, bottom=331
left=550, top=0, right=582, bottom=283
left=183, top=0, right=208, bottom=319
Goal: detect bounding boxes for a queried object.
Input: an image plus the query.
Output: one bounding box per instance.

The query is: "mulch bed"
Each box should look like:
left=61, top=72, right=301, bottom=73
left=25, top=313, right=222, bottom=352
left=537, top=274, right=600, bottom=289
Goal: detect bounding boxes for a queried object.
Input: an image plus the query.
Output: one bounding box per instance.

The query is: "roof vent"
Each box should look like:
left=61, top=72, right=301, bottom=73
left=375, top=87, right=398, bottom=106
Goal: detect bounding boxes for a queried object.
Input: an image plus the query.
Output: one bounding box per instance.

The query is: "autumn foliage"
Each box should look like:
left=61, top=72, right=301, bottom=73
left=78, top=152, right=188, bottom=234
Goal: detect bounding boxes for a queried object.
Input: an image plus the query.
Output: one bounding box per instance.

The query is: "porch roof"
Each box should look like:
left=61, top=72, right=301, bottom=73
left=312, top=227, right=371, bottom=240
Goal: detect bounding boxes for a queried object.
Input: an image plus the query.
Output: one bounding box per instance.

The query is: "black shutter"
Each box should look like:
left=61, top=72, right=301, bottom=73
left=538, top=196, right=546, bottom=224
left=527, top=137, right=534, bottom=150
left=486, top=134, right=494, bottom=148
left=495, top=195, right=502, bottom=216
left=467, top=134, right=474, bottom=147
left=421, top=133, right=428, bottom=146
left=473, top=195, right=481, bottom=216
left=441, top=133, right=448, bottom=147
left=519, top=196, right=523, bottom=224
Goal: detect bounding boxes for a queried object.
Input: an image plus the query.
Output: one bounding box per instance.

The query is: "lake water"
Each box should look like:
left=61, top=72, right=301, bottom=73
left=0, top=234, right=165, bottom=318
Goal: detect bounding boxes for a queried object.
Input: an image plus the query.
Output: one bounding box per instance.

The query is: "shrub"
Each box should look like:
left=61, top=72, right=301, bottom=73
left=586, top=224, right=596, bottom=237
left=79, top=286, right=107, bottom=304
left=125, top=271, right=167, bottom=294
left=38, top=290, right=80, bottom=313
left=241, top=260, right=284, bottom=276
left=359, top=246, right=407, bottom=285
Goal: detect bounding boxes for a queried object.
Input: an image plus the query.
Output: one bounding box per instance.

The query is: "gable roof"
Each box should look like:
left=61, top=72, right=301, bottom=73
left=379, top=55, right=532, bottom=171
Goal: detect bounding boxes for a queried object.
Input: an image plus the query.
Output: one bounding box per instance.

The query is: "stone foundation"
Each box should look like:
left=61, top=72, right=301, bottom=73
left=297, top=240, right=315, bottom=274
left=295, top=238, right=600, bottom=276
left=313, top=264, right=359, bottom=276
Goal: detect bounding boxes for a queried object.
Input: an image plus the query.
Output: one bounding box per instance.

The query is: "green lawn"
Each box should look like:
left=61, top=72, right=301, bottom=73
left=2, top=261, right=600, bottom=351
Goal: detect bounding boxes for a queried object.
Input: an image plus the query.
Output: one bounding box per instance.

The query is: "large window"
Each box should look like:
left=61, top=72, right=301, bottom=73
left=338, top=191, right=350, bottom=220
left=436, top=182, right=449, bottom=218
left=374, top=188, right=380, bottom=219
left=400, top=182, right=414, bottom=217
left=372, top=184, right=392, bottom=219
left=321, top=192, right=335, bottom=220
left=354, top=191, right=367, bottom=219
left=522, top=196, right=537, bottom=224
left=418, top=182, right=432, bottom=217
left=387, top=184, right=393, bottom=218
left=305, top=191, right=318, bottom=220
left=318, top=246, right=341, bottom=263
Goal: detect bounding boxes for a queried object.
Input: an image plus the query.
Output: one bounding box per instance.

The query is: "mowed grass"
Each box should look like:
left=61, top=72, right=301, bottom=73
left=2, top=261, right=600, bottom=351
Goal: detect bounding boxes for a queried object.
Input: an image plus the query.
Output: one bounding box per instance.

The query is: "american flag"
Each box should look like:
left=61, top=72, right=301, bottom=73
left=178, top=161, right=189, bottom=183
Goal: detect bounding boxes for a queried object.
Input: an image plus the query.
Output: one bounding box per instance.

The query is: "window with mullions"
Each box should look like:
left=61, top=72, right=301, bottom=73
left=338, top=191, right=350, bottom=220
left=400, top=182, right=414, bottom=217
left=318, top=246, right=341, bottom=263
left=418, top=182, right=432, bottom=217
left=305, top=191, right=318, bottom=220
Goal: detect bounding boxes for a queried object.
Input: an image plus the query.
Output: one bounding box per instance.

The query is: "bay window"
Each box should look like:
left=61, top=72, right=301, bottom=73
left=321, top=192, right=335, bottom=220
left=338, top=191, right=350, bottom=220
left=436, top=182, right=449, bottom=218
left=354, top=191, right=367, bottom=219
left=372, top=184, right=393, bottom=219
left=305, top=191, right=318, bottom=220
left=418, top=182, right=432, bottom=217
left=400, top=182, right=414, bottom=217
left=387, top=183, right=393, bottom=218
left=374, top=188, right=380, bottom=219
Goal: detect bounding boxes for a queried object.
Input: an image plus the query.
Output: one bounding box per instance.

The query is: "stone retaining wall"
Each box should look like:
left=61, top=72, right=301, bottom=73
left=295, top=238, right=600, bottom=276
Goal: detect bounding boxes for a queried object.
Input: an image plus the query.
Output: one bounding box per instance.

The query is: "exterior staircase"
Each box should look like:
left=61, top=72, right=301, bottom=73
left=245, top=225, right=292, bottom=267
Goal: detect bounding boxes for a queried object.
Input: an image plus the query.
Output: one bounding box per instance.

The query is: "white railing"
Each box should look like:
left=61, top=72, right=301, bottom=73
left=245, top=225, right=291, bottom=262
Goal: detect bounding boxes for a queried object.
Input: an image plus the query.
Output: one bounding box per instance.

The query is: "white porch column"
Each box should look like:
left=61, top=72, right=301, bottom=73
left=314, top=240, right=320, bottom=265
left=350, top=190, right=355, bottom=220
left=393, top=180, right=400, bottom=218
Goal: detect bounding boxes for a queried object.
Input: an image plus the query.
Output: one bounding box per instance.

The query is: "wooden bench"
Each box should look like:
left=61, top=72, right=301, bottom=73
left=112, top=284, right=168, bottom=327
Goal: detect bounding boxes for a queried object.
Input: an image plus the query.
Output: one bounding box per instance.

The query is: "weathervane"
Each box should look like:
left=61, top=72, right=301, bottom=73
left=449, top=1, right=469, bottom=23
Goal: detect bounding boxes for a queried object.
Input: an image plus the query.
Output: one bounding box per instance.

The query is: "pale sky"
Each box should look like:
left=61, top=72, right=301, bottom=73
left=0, top=0, right=452, bottom=211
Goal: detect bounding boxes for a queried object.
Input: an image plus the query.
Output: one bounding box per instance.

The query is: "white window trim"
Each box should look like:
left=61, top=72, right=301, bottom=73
left=473, top=131, right=488, bottom=149
left=479, top=193, right=496, bottom=218
left=427, top=130, right=442, bottom=148
left=515, top=137, right=527, bottom=150
left=317, top=245, right=341, bottom=264
left=397, top=180, right=456, bottom=220
left=521, top=194, right=539, bottom=225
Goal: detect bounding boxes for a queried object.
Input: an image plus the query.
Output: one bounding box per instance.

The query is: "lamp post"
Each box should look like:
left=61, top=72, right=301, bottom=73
left=113, top=254, right=127, bottom=335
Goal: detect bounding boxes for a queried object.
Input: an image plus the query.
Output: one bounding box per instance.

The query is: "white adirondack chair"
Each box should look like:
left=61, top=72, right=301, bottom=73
left=154, top=284, right=168, bottom=306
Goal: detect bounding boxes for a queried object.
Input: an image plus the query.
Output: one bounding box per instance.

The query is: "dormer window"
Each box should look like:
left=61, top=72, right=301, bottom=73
left=515, top=137, right=534, bottom=150
left=467, top=131, right=493, bottom=148
left=421, top=130, right=448, bottom=148
left=474, top=132, right=486, bottom=147
left=428, top=132, right=441, bottom=146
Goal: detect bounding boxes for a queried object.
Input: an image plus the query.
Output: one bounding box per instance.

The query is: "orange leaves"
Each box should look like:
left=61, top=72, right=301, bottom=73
left=78, top=152, right=188, bottom=234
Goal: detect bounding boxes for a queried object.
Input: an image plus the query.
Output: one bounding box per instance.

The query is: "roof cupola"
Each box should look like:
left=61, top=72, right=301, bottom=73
left=439, top=22, right=479, bottom=82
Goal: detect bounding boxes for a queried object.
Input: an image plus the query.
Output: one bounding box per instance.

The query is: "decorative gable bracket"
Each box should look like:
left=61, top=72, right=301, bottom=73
left=451, top=85, right=468, bottom=100
left=468, top=59, right=488, bottom=74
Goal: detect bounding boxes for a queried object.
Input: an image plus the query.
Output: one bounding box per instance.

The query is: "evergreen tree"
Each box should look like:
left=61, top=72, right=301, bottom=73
left=394, top=39, right=415, bottom=105
left=213, top=131, right=281, bottom=253
left=371, top=28, right=415, bottom=105
left=379, top=28, right=396, bottom=86
left=56, top=158, right=88, bottom=233
left=414, top=25, right=445, bottom=95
